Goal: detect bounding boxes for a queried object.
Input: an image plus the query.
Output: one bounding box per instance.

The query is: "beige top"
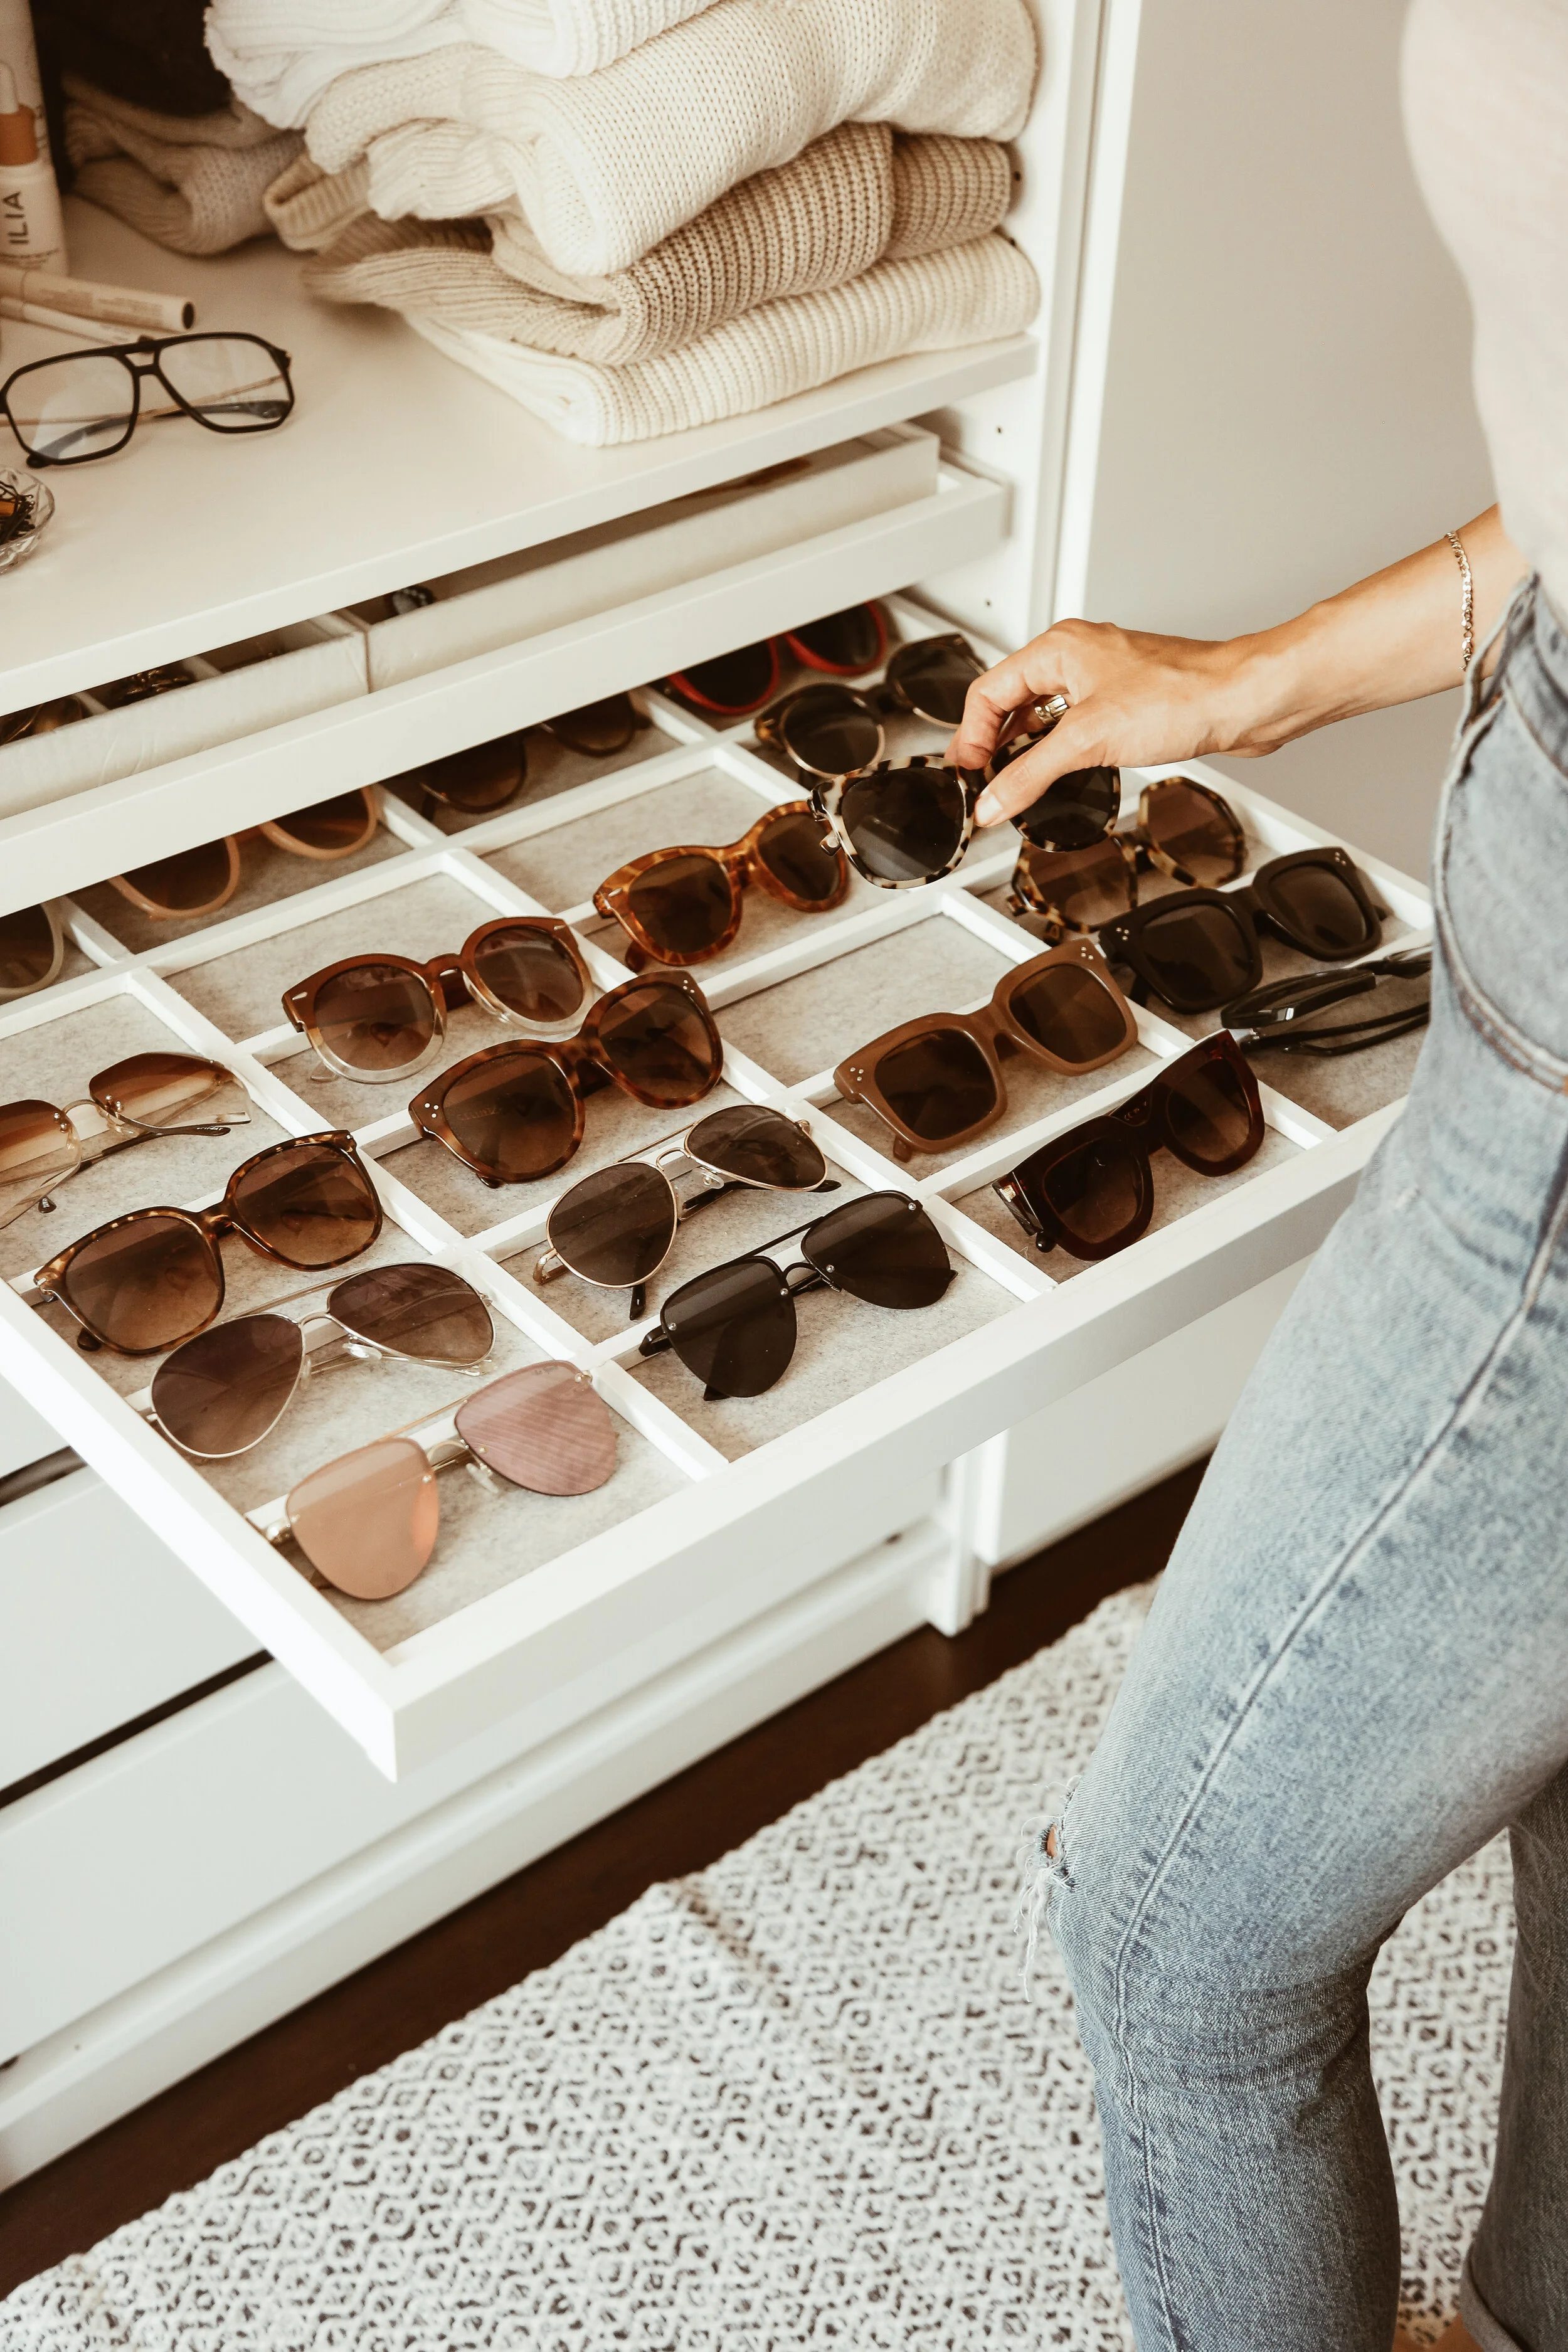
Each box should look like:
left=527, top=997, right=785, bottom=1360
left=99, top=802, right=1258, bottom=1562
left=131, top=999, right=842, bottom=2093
left=1403, top=0, right=1568, bottom=613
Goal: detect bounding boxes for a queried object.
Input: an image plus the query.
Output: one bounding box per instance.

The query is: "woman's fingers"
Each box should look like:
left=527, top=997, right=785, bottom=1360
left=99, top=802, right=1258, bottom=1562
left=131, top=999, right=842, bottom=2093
left=948, top=652, right=1063, bottom=767
left=973, top=709, right=1112, bottom=825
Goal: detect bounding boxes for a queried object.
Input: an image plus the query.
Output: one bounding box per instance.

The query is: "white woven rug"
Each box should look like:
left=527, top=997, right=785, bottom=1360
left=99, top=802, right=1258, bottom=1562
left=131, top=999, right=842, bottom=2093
left=5, top=1584, right=1512, bottom=2349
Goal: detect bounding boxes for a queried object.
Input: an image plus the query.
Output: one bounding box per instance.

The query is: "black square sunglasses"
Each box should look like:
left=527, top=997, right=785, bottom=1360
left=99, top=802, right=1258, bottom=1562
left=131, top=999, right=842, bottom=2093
left=1, top=333, right=295, bottom=466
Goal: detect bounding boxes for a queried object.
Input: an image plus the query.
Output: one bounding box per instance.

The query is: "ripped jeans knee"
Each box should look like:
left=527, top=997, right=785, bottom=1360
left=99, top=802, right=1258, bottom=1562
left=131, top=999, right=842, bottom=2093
left=1015, top=1774, right=1081, bottom=1991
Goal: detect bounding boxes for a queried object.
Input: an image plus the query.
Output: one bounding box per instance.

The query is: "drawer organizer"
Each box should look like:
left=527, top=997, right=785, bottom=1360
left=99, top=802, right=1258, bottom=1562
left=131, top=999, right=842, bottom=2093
left=0, top=600, right=1432, bottom=1777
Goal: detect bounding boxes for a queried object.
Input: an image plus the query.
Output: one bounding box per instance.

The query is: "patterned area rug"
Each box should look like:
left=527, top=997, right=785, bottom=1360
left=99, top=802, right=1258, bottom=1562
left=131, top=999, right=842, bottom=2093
left=5, top=1584, right=1512, bottom=2348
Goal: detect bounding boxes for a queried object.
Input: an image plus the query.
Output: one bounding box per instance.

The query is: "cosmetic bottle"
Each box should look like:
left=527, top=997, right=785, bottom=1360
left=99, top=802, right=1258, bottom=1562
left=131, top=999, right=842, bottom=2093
left=0, top=0, right=66, bottom=272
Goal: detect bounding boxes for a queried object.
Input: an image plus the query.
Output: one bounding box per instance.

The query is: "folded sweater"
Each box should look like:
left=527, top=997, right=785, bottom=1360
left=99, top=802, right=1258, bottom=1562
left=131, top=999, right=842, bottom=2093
left=285, top=128, right=1013, bottom=369
left=305, top=0, right=1038, bottom=275
left=63, top=76, right=303, bottom=255
left=403, top=230, right=1039, bottom=447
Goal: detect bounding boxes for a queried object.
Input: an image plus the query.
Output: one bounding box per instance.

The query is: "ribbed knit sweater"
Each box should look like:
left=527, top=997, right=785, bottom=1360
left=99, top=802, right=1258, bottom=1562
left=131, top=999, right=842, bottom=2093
left=304, top=0, right=1038, bottom=275
left=63, top=76, right=303, bottom=255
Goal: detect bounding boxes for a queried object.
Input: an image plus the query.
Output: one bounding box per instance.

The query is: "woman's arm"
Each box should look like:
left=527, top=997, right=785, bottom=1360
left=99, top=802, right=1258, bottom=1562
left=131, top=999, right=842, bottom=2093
left=953, top=505, right=1526, bottom=827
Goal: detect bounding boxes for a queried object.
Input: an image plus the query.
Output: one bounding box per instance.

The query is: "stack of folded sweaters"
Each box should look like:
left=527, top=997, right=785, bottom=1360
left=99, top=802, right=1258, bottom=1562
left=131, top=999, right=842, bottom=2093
left=211, top=0, right=1042, bottom=446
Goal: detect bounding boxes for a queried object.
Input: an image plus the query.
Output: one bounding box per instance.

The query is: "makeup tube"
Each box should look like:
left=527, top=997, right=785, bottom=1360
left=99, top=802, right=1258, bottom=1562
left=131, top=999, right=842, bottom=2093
left=0, top=6, right=65, bottom=272
left=0, top=263, right=194, bottom=334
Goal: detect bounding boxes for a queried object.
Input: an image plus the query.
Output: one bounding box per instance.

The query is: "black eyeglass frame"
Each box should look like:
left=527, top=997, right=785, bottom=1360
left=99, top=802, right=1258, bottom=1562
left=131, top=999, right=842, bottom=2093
left=1, top=333, right=297, bottom=467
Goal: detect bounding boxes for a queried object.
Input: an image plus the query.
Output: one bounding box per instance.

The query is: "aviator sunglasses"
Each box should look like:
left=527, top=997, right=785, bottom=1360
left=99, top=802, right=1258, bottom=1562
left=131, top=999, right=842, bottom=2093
left=661, top=605, right=890, bottom=718
left=833, top=940, right=1139, bottom=1161
left=532, top=1103, right=837, bottom=1319
left=265, top=1360, right=617, bottom=1599
left=283, top=917, right=595, bottom=1084
left=407, top=973, right=724, bottom=1187
left=993, top=1032, right=1265, bottom=1263
left=1098, top=847, right=1387, bottom=1014
left=637, top=1190, right=953, bottom=1399
left=1, top=1053, right=251, bottom=1232
left=147, top=1261, right=495, bottom=1459
left=32, top=1131, right=383, bottom=1355
left=109, top=791, right=379, bottom=920
left=593, top=800, right=847, bottom=970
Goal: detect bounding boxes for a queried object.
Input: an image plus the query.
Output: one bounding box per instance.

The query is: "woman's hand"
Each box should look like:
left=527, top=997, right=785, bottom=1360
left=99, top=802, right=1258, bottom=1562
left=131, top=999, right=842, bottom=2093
left=948, top=621, right=1256, bottom=828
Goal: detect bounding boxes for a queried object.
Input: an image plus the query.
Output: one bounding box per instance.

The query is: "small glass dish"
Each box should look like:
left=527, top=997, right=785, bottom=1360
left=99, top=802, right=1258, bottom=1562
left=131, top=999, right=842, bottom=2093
left=0, top=467, right=55, bottom=575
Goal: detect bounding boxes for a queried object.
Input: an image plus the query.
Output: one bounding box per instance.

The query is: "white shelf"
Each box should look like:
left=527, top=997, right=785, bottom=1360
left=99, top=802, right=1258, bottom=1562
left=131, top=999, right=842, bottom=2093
left=0, top=202, right=1037, bottom=712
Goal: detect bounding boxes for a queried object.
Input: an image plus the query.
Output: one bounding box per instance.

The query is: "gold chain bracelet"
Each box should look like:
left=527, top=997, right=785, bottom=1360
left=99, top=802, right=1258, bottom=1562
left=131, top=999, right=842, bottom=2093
left=1445, top=527, right=1475, bottom=675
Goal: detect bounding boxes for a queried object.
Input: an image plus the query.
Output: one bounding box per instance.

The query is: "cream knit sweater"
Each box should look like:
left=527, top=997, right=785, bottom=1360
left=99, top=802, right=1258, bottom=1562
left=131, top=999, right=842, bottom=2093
left=305, top=0, right=1038, bottom=275
left=403, top=231, right=1039, bottom=446
left=278, top=129, right=1014, bottom=368
left=63, top=77, right=303, bottom=256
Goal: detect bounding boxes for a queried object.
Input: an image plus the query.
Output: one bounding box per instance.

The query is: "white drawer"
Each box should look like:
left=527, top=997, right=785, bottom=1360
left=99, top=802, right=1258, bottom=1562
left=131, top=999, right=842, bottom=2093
left=0, top=1468, right=259, bottom=1791
left=0, top=598, right=1431, bottom=1784
left=0, top=1369, right=65, bottom=1484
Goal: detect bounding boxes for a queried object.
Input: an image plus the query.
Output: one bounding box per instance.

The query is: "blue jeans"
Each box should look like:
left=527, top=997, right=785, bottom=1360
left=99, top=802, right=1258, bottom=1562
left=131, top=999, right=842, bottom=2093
left=1042, top=580, right=1568, bottom=2352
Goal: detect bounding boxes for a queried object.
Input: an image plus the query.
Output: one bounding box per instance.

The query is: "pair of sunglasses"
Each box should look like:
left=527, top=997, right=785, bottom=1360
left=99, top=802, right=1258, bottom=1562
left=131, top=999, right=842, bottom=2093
left=110, top=792, right=378, bottom=921
left=1, top=902, right=69, bottom=999
left=533, top=1103, right=834, bottom=1318
left=1225, top=946, right=1432, bottom=1056
left=1, top=1054, right=251, bottom=1232
left=1, top=332, right=294, bottom=467
left=994, top=1033, right=1265, bottom=1263
left=266, top=1360, right=617, bottom=1600
left=637, top=1190, right=953, bottom=1399
left=408, top=975, right=723, bottom=1188
left=32, top=1132, right=382, bottom=1355
left=833, top=941, right=1138, bottom=1162
left=1009, top=776, right=1248, bottom=935
left=662, top=605, right=889, bottom=717
left=1099, top=847, right=1386, bottom=1014
left=284, top=918, right=594, bottom=1085
left=393, top=696, right=647, bottom=820
left=754, top=633, right=990, bottom=782
left=592, top=801, right=847, bottom=970
left=149, top=1261, right=494, bottom=1459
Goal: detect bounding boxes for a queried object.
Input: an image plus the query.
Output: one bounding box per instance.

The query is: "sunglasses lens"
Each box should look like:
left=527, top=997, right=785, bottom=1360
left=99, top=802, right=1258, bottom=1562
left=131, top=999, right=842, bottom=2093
left=1264, top=862, right=1375, bottom=956
left=329, top=1261, right=493, bottom=1362
left=755, top=807, right=845, bottom=904
left=455, top=1359, right=618, bottom=1493
left=117, top=837, right=236, bottom=914
left=776, top=684, right=881, bottom=778
left=442, top=1050, right=578, bottom=1180
left=1016, top=766, right=1121, bottom=854
left=1143, top=780, right=1242, bottom=885
left=659, top=1254, right=797, bottom=1397
left=548, top=695, right=636, bottom=756
left=839, top=765, right=967, bottom=884
left=669, top=642, right=778, bottom=714
left=0, top=1100, right=77, bottom=1224
left=627, top=854, right=736, bottom=960
left=1036, top=1130, right=1150, bottom=1256
left=597, top=982, right=722, bottom=1105
left=1017, top=839, right=1133, bottom=931
left=312, top=963, right=438, bottom=1076
left=1007, top=961, right=1129, bottom=1064
left=151, top=1312, right=305, bottom=1457
left=1136, top=903, right=1256, bottom=1009
left=231, top=1140, right=380, bottom=1268
left=0, top=905, right=58, bottom=993
left=57, top=1212, right=222, bottom=1352
left=287, top=1436, right=438, bottom=1599
left=545, top=1162, right=677, bottom=1288
left=685, top=1103, right=826, bottom=1190
left=415, top=733, right=529, bottom=813
left=788, top=605, right=884, bottom=674
left=885, top=635, right=984, bottom=724
left=92, top=1052, right=242, bottom=1128
left=874, top=1028, right=997, bottom=1144
left=803, top=1190, right=952, bottom=1307
left=1165, top=1051, right=1259, bottom=1170
left=470, top=923, right=587, bottom=1023
left=270, top=792, right=374, bottom=854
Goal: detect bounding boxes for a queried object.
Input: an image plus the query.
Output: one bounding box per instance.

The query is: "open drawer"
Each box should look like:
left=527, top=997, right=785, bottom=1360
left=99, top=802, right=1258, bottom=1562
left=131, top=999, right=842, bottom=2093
left=0, top=602, right=1432, bottom=1777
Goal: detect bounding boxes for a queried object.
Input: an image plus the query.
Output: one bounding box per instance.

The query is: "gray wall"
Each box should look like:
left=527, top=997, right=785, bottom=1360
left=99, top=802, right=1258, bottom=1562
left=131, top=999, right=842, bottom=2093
left=1079, top=0, right=1495, bottom=877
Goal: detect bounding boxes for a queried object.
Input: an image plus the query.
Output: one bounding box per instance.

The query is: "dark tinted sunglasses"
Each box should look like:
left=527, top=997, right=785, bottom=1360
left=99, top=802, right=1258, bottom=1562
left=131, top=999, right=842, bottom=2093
left=1009, top=776, right=1248, bottom=935
left=637, top=1189, right=953, bottom=1398
left=993, top=1032, right=1264, bottom=1262
left=1099, top=848, right=1386, bottom=1014
left=662, top=606, right=889, bottom=716
left=755, top=634, right=992, bottom=782
left=1224, top=946, right=1431, bottom=1055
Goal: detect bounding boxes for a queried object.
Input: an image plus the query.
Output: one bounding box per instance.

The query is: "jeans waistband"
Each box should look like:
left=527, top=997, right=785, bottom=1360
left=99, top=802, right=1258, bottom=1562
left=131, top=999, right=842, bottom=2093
left=1502, top=580, right=1568, bottom=782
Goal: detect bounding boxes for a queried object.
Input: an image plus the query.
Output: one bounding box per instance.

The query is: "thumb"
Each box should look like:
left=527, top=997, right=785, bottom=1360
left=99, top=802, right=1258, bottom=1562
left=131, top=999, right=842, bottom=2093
left=973, top=707, right=1111, bottom=825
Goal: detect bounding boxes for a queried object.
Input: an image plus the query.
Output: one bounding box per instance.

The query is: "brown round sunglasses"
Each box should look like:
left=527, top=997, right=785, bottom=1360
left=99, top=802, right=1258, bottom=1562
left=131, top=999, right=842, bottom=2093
left=832, top=940, right=1139, bottom=1161
left=407, top=973, right=724, bottom=1187
left=31, top=1131, right=383, bottom=1355
left=283, top=917, right=595, bottom=1084
left=592, top=800, right=848, bottom=970
left=109, top=791, right=378, bottom=921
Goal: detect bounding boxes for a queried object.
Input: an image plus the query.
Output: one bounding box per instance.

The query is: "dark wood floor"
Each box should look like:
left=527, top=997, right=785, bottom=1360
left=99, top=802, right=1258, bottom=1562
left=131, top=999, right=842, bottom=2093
left=0, top=1461, right=1204, bottom=2297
